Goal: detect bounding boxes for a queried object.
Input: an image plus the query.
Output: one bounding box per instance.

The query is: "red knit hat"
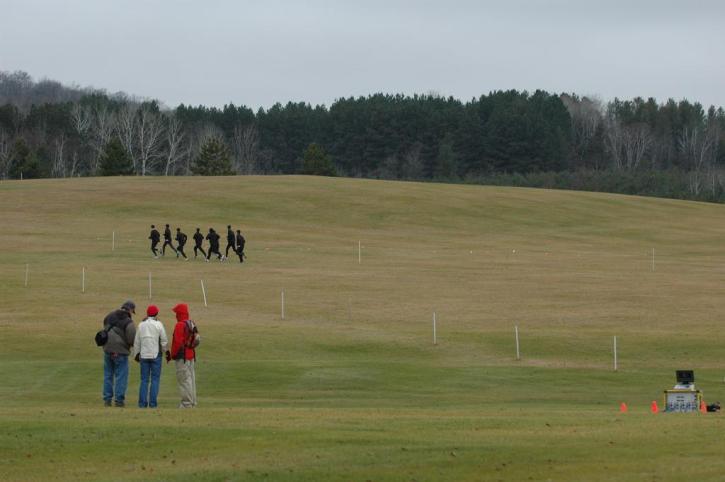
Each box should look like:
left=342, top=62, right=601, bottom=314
left=146, top=305, right=159, bottom=317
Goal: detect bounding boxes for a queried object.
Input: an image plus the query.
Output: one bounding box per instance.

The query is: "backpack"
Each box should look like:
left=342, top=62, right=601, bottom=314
left=95, top=322, right=121, bottom=347
left=185, top=319, right=201, bottom=349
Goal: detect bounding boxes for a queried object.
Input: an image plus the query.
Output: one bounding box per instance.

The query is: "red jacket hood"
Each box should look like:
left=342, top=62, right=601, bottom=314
left=172, top=303, right=189, bottom=322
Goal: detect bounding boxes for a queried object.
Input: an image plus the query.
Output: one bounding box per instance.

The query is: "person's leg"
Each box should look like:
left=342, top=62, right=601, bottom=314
left=175, top=359, right=193, bottom=408
left=225, top=243, right=232, bottom=257
left=178, top=245, right=187, bottom=259
left=189, top=360, right=197, bottom=407
left=114, top=355, right=129, bottom=406
left=138, top=359, right=150, bottom=408
left=149, top=355, right=162, bottom=408
left=103, top=352, right=113, bottom=405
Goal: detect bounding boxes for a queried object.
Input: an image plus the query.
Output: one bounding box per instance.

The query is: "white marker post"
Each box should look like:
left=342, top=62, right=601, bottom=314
left=515, top=325, right=521, bottom=360
left=358, top=241, right=361, bottom=265
left=613, top=336, right=618, bottom=371
left=148, top=272, right=152, bottom=299
left=112, top=231, right=115, bottom=251
left=82, top=267, right=86, bottom=293
left=200, top=280, right=208, bottom=307
left=281, top=289, right=285, bottom=320
left=24, top=264, right=29, bottom=287
left=432, top=312, right=437, bottom=345
left=651, top=248, right=655, bottom=272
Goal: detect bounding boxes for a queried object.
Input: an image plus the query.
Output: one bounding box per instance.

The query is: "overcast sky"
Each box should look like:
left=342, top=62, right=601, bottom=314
left=1, top=0, right=723, bottom=109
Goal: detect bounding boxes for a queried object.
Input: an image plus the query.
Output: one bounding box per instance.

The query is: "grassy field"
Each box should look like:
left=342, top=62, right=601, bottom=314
left=2, top=175, right=725, bottom=481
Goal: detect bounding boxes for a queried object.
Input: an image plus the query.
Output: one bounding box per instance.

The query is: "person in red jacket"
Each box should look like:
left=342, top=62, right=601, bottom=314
left=170, top=303, right=200, bottom=408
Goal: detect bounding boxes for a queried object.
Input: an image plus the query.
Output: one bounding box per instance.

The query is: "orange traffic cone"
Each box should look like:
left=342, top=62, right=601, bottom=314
left=620, top=402, right=628, bottom=413
left=700, top=400, right=707, bottom=413
left=650, top=400, right=659, bottom=414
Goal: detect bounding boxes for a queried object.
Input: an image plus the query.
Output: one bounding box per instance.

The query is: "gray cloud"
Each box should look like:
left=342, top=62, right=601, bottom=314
left=1, top=0, right=723, bottom=109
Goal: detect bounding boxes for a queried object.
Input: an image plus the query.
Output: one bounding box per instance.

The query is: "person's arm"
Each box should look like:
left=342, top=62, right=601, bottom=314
left=126, top=322, right=136, bottom=349
left=170, top=322, right=184, bottom=360
left=131, top=323, right=141, bottom=358
left=159, top=321, right=169, bottom=352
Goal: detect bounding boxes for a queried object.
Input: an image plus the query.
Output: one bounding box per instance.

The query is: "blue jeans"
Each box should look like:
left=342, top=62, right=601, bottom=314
left=103, top=353, right=129, bottom=404
left=138, top=355, right=162, bottom=408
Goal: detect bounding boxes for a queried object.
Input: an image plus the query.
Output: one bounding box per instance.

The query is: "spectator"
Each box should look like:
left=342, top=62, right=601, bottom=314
left=170, top=303, right=200, bottom=408
left=102, top=300, right=136, bottom=407
left=132, top=305, right=169, bottom=408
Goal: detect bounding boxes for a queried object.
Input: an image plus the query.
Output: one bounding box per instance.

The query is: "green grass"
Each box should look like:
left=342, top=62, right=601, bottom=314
left=2, top=175, right=725, bottom=481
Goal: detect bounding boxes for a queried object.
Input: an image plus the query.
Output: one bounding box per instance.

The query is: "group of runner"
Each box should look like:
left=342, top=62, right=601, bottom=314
left=149, top=224, right=246, bottom=263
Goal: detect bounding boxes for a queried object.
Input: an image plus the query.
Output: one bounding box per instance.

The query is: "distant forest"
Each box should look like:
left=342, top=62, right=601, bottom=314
left=1, top=70, right=724, bottom=202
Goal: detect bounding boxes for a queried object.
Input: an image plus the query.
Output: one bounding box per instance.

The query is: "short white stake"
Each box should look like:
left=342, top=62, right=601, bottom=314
left=515, top=325, right=521, bottom=360
left=82, top=267, right=86, bottom=293
left=433, top=312, right=437, bottom=345
left=148, top=272, right=152, bottom=299
left=613, top=336, right=618, bottom=371
left=112, top=231, right=115, bottom=251
left=281, top=289, right=285, bottom=320
left=24, top=263, right=29, bottom=287
left=651, top=248, right=655, bottom=272
left=358, top=241, right=361, bottom=264
left=201, top=280, right=208, bottom=307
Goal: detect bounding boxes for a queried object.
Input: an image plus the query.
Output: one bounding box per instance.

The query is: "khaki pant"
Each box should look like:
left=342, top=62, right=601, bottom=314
left=175, top=359, right=197, bottom=408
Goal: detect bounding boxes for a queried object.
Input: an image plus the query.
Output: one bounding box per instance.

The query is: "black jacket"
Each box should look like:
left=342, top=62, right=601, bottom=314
left=176, top=232, right=187, bottom=246
left=236, top=233, right=245, bottom=251
left=206, top=232, right=220, bottom=249
left=164, top=227, right=172, bottom=241
left=193, top=232, right=203, bottom=246
left=149, top=229, right=160, bottom=242
left=227, top=229, right=235, bottom=243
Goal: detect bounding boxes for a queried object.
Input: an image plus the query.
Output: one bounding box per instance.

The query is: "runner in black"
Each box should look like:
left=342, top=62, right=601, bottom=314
left=205, top=228, right=223, bottom=262
left=149, top=225, right=161, bottom=258
left=235, top=229, right=246, bottom=263
left=175, top=228, right=189, bottom=260
left=225, top=225, right=236, bottom=257
left=192, top=228, right=207, bottom=259
left=162, top=224, right=177, bottom=256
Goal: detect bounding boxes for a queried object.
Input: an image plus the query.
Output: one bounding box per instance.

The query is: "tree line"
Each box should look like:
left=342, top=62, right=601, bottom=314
left=1, top=70, right=724, bottom=201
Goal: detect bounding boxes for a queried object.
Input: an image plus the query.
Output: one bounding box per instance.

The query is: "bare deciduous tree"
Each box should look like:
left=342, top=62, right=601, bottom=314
left=679, top=125, right=718, bottom=172
left=401, top=142, right=424, bottom=179
left=136, top=107, right=165, bottom=176
left=603, top=110, right=625, bottom=170
left=232, top=123, right=259, bottom=174
left=116, top=103, right=139, bottom=173
left=0, top=128, right=14, bottom=179
left=89, top=106, right=115, bottom=175
left=51, top=134, right=66, bottom=178
left=562, top=95, right=602, bottom=166
left=163, top=115, right=186, bottom=176
left=70, top=104, right=91, bottom=136
left=622, top=123, right=652, bottom=170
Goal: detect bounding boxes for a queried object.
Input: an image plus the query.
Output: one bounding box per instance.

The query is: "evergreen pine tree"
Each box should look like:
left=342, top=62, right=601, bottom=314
left=100, top=138, right=134, bottom=176
left=301, top=143, right=336, bottom=176
left=192, top=137, right=233, bottom=175
left=9, top=139, right=42, bottom=179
